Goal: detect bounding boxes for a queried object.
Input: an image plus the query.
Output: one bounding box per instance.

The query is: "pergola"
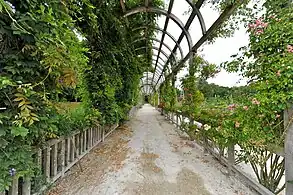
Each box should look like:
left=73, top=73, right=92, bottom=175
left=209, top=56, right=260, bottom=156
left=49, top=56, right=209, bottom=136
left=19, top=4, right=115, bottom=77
left=120, top=0, right=242, bottom=95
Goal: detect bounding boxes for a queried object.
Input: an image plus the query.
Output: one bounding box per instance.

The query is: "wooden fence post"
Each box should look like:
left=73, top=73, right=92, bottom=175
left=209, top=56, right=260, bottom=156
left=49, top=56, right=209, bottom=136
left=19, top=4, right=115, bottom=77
left=228, top=145, right=235, bottom=174
left=83, top=130, right=87, bottom=151
left=102, top=126, right=105, bottom=142
left=52, top=144, right=58, bottom=177
left=285, top=106, right=293, bottom=195
left=88, top=128, right=92, bottom=148
left=80, top=132, right=83, bottom=154
left=70, top=136, right=75, bottom=162
left=75, top=134, right=80, bottom=156
left=98, top=126, right=100, bottom=142
left=8, top=176, right=18, bottom=195
left=45, top=147, right=51, bottom=182
left=22, top=176, right=31, bottom=195
left=228, top=145, right=235, bottom=164
left=60, top=140, right=65, bottom=176
left=37, top=149, right=42, bottom=168
left=66, top=139, right=70, bottom=166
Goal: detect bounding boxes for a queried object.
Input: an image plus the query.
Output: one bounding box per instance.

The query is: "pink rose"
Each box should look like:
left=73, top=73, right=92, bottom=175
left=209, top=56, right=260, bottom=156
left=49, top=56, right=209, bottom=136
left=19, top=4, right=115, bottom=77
left=228, top=104, right=236, bottom=111
left=255, top=29, right=264, bottom=35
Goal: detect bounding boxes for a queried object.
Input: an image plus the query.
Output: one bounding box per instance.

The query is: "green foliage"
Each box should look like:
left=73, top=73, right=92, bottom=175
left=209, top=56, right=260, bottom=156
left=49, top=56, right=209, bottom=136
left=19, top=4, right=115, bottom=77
left=198, top=79, right=254, bottom=100
left=159, top=79, right=177, bottom=111
left=196, top=1, right=292, bottom=192
left=0, top=0, right=107, bottom=190
left=73, top=0, right=162, bottom=124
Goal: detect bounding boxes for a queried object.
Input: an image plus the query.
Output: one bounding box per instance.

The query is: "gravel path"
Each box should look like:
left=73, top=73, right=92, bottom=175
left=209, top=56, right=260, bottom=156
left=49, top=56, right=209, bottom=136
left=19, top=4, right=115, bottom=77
left=48, top=104, right=258, bottom=195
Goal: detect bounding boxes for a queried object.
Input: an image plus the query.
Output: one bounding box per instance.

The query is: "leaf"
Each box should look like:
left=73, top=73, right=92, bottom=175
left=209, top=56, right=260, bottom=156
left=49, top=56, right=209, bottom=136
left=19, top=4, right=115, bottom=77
left=31, top=117, right=39, bottom=121
left=30, top=113, right=38, bottom=117
left=15, top=93, right=24, bottom=97
left=13, top=97, right=24, bottom=102
left=26, top=105, right=34, bottom=110
left=11, top=126, right=29, bottom=137
left=0, top=127, right=6, bottom=136
left=28, top=119, right=34, bottom=126
left=0, top=138, right=8, bottom=148
left=18, top=101, right=27, bottom=107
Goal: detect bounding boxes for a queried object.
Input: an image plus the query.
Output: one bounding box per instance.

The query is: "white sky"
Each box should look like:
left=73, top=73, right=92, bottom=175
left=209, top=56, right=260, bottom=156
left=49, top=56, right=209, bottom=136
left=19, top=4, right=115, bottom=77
left=152, top=0, right=249, bottom=88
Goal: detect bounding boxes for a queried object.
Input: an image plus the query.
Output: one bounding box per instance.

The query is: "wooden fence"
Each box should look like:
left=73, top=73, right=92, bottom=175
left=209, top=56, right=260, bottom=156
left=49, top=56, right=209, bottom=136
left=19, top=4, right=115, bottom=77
left=2, top=106, right=140, bottom=195
left=160, top=108, right=276, bottom=195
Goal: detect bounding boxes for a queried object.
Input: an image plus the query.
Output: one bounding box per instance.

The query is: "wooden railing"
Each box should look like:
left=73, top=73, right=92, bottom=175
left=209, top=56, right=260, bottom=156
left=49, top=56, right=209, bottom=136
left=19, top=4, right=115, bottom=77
left=159, top=108, right=276, bottom=195
left=2, top=106, right=139, bottom=195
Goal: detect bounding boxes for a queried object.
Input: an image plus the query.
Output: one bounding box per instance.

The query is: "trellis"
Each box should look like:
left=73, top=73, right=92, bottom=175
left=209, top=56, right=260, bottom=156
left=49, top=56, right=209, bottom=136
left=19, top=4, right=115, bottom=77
left=121, top=0, right=242, bottom=95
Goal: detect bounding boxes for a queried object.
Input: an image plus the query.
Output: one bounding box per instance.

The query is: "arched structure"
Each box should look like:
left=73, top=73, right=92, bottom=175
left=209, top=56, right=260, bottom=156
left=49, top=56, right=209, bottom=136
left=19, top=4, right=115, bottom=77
left=135, top=46, right=176, bottom=73
left=121, top=0, right=243, bottom=95
left=133, top=38, right=177, bottom=62
left=132, top=26, right=184, bottom=59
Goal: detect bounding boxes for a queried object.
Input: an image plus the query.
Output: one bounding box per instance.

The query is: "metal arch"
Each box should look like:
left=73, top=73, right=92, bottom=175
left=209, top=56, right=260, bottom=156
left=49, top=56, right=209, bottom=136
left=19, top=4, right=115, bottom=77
left=151, top=60, right=165, bottom=74
left=142, top=73, right=163, bottom=87
left=154, top=0, right=208, bottom=88
left=132, top=38, right=176, bottom=62
left=151, top=60, right=163, bottom=71
left=140, top=85, right=152, bottom=94
left=134, top=43, right=176, bottom=62
left=185, top=0, right=206, bottom=35
left=140, top=83, right=154, bottom=88
left=152, top=57, right=170, bottom=73
left=150, top=54, right=168, bottom=67
left=152, top=59, right=164, bottom=69
left=123, top=5, right=195, bottom=91
left=121, top=0, right=208, bottom=93
left=142, top=71, right=161, bottom=81
left=124, top=6, right=193, bottom=51
left=161, top=1, right=244, bottom=84
left=132, top=26, right=184, bottom=59
left=140, top=82, right=156, bottom=92
left=151, top=60, right=169, bottom=77
left=141, top=77, right=157, bottom=84
left=150, top=55, right=171, bottom=72
left=141, top=77, right=157, bottom=86
left=135, top=46, right=175, bottom=64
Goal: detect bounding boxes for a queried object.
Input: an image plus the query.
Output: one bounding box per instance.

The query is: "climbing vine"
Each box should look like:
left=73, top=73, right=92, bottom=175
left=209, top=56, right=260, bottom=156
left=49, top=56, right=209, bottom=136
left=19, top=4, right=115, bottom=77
left=0, top=0, right=162, bottom=191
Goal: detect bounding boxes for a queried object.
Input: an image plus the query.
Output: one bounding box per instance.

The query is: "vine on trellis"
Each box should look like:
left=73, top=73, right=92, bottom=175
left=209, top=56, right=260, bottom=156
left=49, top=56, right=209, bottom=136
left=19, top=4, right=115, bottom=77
left=0, top=0, right=162, bottom=191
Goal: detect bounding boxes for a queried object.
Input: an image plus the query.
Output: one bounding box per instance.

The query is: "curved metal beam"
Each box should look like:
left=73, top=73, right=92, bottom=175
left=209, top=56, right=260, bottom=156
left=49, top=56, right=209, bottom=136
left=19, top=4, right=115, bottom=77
left=124, top=6, right=194, bottom=92
left=124, top=7, right=193, bottom=50
left=142, top=71, right=161, bottom=81
left=141, top=77, right=159, bottom=85
left=132, top=37, right=176, bottom=62
left=141, top=70, right=165, bottom=87
left=151, top=60, right=169, bottom=77
left=132, top=26, right=184, bottom=59
left=152, top=57, right=170, bottom=73
left=161, top=1, right=243, bottom=86
left=135, top=46, right=174, bottom=65
left=185, top=0, right=206, bottom=35
left=151, top=60, right=163, bottom=71
left=153, top=1, right=208, bottom=89
left=150, top=54, right=171, bottom=73
left=140, top=83, right=154, bottom=88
